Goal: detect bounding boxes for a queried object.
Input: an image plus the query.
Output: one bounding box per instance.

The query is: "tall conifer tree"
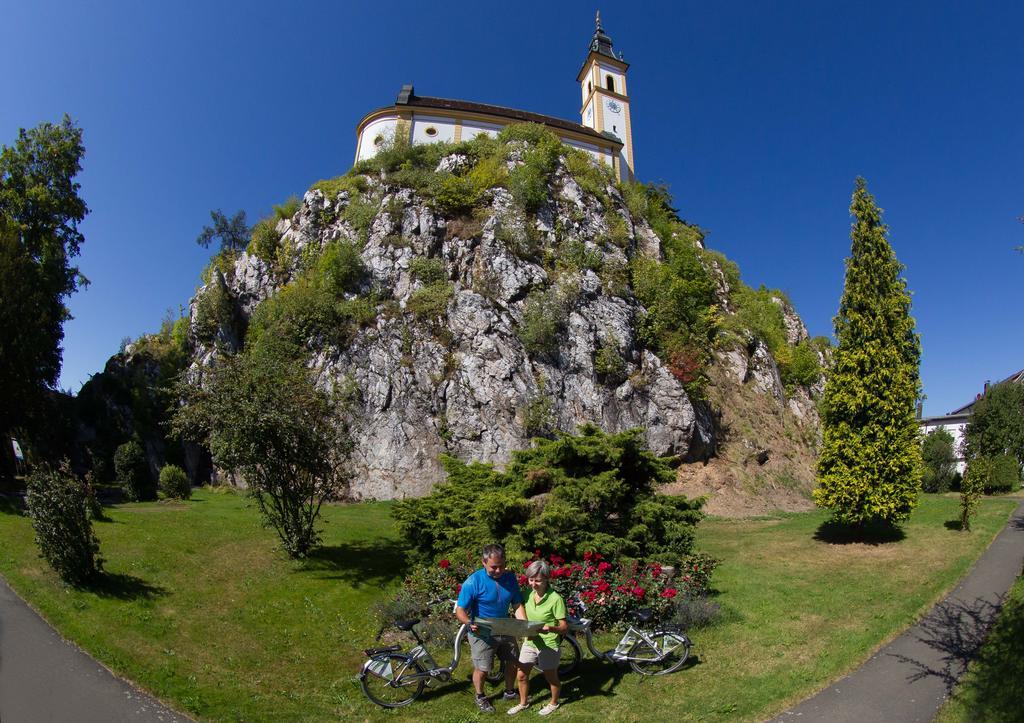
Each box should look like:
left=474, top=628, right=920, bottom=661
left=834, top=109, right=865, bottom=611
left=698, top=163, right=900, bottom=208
left=814, top=178, right=922, bottom=525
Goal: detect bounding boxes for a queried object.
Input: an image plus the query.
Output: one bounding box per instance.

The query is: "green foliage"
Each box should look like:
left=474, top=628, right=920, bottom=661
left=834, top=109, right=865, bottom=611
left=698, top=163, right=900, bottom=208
left=465, top=154, right=507, bottom=193
left=341, top=196, right=378, bottom=243
left=316, top=240, right=365, bottom=296
left=406, top=282, right=454, bottom=320
left=602, top=211, right=631, bottom=249
left=408, top=257, right=447, bottom=285
left=193, top=274, right=237, bottom=345
left=594, top=339, right=627, bottom=385
left=557, top=238, right=604, bottom=272
left=428, top=173, right=479, bottom=215
left=199, top=248, right=240, bottom=285
left=565, top=148, right=612, bottom=202
left=815, top=179, right=922, bottom=525
left=964, top=454, right=1021, bottom=494
left=196, top=209, right=249, bottom=253
left=521, top=378, right=555, bottom=438
left=500, top=124, right=561, bottom=213
left=392, top=425, right=704, bottom=566
left=518, top=286, right=572, bottom=357
left=114, top=437, right=154, bottom=501
left=311, top=173, right=368, bottom=199
left=778, top=338, right=824, bottom=391
left=0, top=117, right=89, bottom=470
left=159, top=464, right=191, bottom=500
left=729, top=285, right=788, bottom=354
left=273, top=195, right=300, bottom=220
left=960, top=458, right=986, bottom=530
left=921, top=428, right=958, bottom=493
left=963, top=382, right=1024, bottom=471
left=171, top=347, right=347, bottom=558
left=247, top=217, right=281, bottom=264
left=25, top=462, right=103, bottom=585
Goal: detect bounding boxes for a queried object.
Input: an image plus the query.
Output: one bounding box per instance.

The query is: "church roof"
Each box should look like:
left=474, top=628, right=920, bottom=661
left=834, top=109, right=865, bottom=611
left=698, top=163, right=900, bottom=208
left=391, top=88, right=623, bottom=147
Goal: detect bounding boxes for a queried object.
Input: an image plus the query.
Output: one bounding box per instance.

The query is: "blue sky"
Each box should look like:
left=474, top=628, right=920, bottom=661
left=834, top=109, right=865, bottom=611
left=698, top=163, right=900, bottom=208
left=2, top=0, right=1021, bottom=416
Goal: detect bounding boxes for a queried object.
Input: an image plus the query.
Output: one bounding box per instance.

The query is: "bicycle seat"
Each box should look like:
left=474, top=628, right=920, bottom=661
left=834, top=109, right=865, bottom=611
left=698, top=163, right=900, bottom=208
left=631, top=608, right=654, bottom=624
left=395, top=619, right=420, bottom=631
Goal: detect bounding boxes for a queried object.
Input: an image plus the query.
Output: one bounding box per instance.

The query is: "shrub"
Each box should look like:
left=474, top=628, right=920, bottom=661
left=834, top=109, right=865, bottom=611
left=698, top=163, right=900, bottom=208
left=778, top=338, right=823, bottom=391
left=247, top=217, right=281, bottom=264
left=594, top=340, right=627, bottom=385
left=984, top=454, right=1021, bottom=493
left=25, top=463, right=103, bottom=585
left=311, top=173, right=367, bottom=199
left=316, top=241, right=365, bottom=296
left=521, top=379, right=556, bottom=438
left=114, top=438, right=155, bottom=501
left=193, top=276, right=237, bottom=345
left=921, top=428, right=958, bottom=493
left=341, top=196, right=378, bottom=244
left=519, top=286, right=574, bottom=358
left=409, top=257, right=447, bottom=285
left=963, top=382, right=1024, bottom=472
left=393, top=425, right=705, bottom=566
left=159, top=464, right=191, bottom=500
left=429, top=173, right=479, bottom=215
left=273, top=195, right=300, bottom=220
left=407, top=282, right=454, bottom=320
left=960, top=457, right=987, bottom=531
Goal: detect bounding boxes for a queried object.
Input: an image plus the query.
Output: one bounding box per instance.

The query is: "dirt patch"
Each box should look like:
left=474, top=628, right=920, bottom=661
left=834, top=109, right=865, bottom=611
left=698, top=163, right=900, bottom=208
left=665, top=358, right=820, bottom=518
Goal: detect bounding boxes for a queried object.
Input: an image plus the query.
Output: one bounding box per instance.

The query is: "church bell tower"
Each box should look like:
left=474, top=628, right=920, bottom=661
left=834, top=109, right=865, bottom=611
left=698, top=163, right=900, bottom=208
left=577, top=12, right=634, bottom=181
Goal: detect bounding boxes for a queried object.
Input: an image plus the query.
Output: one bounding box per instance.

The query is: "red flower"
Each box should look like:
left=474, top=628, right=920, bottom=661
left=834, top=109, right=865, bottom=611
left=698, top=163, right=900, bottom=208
left=517, top=574, right=528, bottom=586
left=583, top=551, right=593, bottom=561
left=649, top=563, right=662, bottom=578
left=550, top=554, right=564, bottom=566
left=535, top=549, right=542, bottom=557
left=632, top=586, right=645, bottom=598
left=439, top=559, right=451, bottom=569
left=456, top=584, right=462, bottom=593
left=594, top=552, right=603, bottom=561
left=584, top=566, right=595, bottom=579
left=616, top=584, right=631, bottom=594
left=595, top=580, right=610, bottom=593
left=597, top=561, right=612, bottom=575
left=660, top=588, right=678, bottom=599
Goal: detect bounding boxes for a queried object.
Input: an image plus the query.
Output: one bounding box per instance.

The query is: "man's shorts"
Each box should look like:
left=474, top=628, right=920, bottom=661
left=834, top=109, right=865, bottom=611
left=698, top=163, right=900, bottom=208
left=468, top=633, right=518, bottom=673
left=518, top=642, right=560, bottom=672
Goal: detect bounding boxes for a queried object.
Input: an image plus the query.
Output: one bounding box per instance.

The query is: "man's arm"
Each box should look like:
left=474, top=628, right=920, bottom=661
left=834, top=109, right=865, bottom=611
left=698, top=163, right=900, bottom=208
left=512, top=603, right=527, bottom=621
left=455, top=605, right=479, bottom=632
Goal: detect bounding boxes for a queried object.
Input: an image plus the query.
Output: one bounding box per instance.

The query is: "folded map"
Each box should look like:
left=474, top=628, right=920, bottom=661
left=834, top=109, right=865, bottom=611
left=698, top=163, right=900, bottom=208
left=474, top=617, right=545, bottom=637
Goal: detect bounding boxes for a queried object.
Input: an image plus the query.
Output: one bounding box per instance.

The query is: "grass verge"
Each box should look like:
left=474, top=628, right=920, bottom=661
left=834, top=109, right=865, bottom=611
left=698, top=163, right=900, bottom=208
left=0, top=490, right=1016, bottom=721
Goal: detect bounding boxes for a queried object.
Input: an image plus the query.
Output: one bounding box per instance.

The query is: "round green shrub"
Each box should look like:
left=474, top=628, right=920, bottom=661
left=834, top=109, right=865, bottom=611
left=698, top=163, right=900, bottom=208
left=159, top=464, right=191, bottom=500
left=25, top=463, right=103, bottom=585
left=114, top=438, right=155, bottom=501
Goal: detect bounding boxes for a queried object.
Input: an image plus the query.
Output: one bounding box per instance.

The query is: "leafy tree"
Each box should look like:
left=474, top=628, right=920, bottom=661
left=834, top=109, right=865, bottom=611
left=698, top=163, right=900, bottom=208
left=0, top=116, right=88, bottom=478
left=921, top=427, right=958, bottom=493
left=959, top=457, right=985, bottom=531
left=963, top=382, right=1024, bottom=471
left=172, top=347, right=348, bottom=558
left=393, top=425, right=705, bottom=566
left=814, top=178, right=922, bottom=526
left=114, top=437, right=154, bottom=501
left=196, top=209, right=249, bottom=253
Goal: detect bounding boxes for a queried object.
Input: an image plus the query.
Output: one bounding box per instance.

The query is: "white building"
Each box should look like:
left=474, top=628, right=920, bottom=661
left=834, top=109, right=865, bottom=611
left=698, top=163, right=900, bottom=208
left=919, top=368, right=1024, bottom=473
left=354, top=13, right=636, bottom=182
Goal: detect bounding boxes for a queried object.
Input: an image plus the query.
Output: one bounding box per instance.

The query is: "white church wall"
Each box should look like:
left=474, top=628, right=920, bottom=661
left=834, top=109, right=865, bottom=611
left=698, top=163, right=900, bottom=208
left=357, top=118, right=400, bottom=162
left=460, top=119, right=502, bottom=140
left=562, top=138, right=611, bottom=167
left=600, top=96, right=626, bottom=142
left=411, top=115, right=456, bottom=144
left=582, top=100, right=595, bottom=130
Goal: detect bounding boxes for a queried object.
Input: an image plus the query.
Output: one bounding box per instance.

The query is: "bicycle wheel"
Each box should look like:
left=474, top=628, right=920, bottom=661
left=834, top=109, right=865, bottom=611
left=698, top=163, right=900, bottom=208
left=627, top=630, right=691, bottom=676
left=360, top=653, right=426, bottom=708
left=485, top=657, right=506, bottom=685
left=557, top=635, right=582, bottom=677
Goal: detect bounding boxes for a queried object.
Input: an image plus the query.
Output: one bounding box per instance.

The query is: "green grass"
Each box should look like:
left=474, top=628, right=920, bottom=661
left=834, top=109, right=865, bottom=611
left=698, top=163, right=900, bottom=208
left=935, top=566, right=1024, bottom=722
left=0, top=491, right=1016, bottom=721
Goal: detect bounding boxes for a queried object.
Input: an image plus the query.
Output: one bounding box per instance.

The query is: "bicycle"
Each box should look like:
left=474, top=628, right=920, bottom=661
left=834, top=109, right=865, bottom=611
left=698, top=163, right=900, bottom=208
left=359, top=601, right=510, bottom=708
left=555, top=596, right=692, bottom=677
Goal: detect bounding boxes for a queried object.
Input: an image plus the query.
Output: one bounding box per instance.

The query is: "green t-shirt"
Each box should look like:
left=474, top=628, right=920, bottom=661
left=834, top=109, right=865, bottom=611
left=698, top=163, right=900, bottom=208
left=523, top=588, right=567, bottom=650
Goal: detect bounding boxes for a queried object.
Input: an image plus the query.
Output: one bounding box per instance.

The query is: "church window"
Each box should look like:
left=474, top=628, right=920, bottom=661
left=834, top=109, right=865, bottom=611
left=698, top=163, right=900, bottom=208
left=425, top=126, right=438, bottom=137
left=588, top=81, right=592, bottom=94
left=374, top=135, right=385, bottom=146
left=606, top=74, right=614, bottom=91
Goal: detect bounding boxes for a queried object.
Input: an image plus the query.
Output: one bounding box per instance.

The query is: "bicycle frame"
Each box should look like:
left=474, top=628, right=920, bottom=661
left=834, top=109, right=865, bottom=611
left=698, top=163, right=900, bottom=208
left=359, top=620, right=472, bottom=686
left=566, top=607, right=681, bottom=664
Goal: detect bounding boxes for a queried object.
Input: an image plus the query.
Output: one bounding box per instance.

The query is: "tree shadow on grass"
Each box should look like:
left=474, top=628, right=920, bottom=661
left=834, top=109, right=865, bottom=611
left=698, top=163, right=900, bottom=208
left=944, top=520, right=964, bottom=531
left=84, top=571, right=167, bottom=601
left=299, top=539, right=409, bottom=588
left=813, top=519, right=906, bottom=545
left=0, top=495, right=26, bottom=515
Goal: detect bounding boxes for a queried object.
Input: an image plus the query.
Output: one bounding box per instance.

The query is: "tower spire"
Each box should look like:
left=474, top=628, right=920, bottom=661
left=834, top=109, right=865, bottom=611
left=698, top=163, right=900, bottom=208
left=589, top=10, right=615, bottom=58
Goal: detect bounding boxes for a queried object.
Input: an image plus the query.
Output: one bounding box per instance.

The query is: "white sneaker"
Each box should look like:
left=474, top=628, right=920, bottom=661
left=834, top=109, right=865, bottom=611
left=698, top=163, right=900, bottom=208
left=507, top=703, right=530, bottom=715
left=539, top=703, right=560, bottom=716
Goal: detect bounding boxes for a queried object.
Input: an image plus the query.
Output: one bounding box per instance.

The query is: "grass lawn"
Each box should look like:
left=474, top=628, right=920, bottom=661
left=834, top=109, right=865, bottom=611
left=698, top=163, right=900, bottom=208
left=935, top=566, right=1024, bottom=722
left=0, top=490, right=1017, bottom=721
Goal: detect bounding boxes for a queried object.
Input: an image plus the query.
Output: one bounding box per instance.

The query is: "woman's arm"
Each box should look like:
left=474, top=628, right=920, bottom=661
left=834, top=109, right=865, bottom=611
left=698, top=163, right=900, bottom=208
left=542, top=618, right=569, bottom=634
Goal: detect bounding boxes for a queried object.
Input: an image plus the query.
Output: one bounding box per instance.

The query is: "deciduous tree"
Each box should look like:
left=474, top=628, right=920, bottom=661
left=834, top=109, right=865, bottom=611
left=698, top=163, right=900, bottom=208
left=963, top=382, right=1024, bottom=471
left=195, top=209, right=249, bottom=253
left=814, top=178, right=922, bottom=526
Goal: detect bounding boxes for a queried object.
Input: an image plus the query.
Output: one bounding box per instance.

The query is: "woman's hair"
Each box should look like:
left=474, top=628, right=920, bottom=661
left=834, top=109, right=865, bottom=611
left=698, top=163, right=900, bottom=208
left=524, top=559, right=551, bottom=579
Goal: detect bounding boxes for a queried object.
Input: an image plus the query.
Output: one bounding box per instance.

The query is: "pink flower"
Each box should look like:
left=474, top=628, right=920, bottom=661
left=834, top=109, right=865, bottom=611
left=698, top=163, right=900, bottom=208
left=583, top=551, right=593, bottom=561
left=595, top=580, right=610, bottom=593
left=517, top=574, right=528, bottom=586
left=550, top=554, right=564, bottom=566
left=649, top=563, right=662, bottom=578
left=438, top=559, right=450, bottom=569
left=597, top=561, right=613, bottom=575
left=660, top=588, right=677, bottom=599
left=632, top=586, right=645, bottom=598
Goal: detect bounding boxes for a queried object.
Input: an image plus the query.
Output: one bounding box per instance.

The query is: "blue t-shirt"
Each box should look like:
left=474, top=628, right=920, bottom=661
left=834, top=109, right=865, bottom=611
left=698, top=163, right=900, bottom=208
left=457, top=568, right=523, bottom=620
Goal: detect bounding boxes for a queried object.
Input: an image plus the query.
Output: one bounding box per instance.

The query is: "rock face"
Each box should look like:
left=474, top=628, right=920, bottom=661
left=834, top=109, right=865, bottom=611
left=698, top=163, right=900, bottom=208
left=185, top=148, right=814, bottom=500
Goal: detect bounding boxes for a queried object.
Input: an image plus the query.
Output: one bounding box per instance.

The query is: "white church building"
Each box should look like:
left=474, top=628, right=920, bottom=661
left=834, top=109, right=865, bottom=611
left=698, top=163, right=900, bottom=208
left=354, top=14, right=636, bottom=182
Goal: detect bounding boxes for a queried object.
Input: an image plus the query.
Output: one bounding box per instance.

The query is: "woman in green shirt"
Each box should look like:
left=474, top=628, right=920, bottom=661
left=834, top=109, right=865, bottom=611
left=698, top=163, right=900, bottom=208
left=508, top=560, right=568, bottom=716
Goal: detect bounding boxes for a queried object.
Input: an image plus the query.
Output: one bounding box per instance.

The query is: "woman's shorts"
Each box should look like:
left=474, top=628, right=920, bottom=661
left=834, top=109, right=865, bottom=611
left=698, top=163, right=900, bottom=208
left=468, top=633, right=518, bottom=673
left=518, top=643, right=560, bottom=672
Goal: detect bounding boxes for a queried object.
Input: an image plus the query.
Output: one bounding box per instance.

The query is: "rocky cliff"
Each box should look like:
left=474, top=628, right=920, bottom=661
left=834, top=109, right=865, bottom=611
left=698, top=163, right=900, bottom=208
left=181, top=130, right=825, bottom=504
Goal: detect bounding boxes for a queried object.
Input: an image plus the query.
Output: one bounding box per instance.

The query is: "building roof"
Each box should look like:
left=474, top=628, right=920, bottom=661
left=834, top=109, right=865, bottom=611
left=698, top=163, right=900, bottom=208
left=391, top=87, right=623, bottom=147
left=947, top=367, right=1024, bottom=415
left=576, top=12, right=629, bottom=80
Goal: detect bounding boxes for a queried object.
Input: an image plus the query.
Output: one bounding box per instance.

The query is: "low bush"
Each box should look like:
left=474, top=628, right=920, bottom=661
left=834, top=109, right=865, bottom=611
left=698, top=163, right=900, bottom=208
left=921, top=427, right=958, bottom=493
left=778, top=338, right=823, bottom=391
left=159, top=464, right=191, bottom=500
left=409, top=257, right=447, bottom=285
left=25, top=463, right=103, bottom=585
left=594, top=340, right=627, bottom=385
left=114, top=438, right=155, bottom=501
left=310, top=173, right=367, bottom=199
left=565, top=148, right=612, bottom=203
left=429, top=173, right=479, bottom=215
left=407, top=282, right=454, bottom=320
left=193, top=276, right=237, bottom=345
left=247, top=217, right=281, bottom=264
left=273, top=195, right=300, bottom=220
left=316, top=241, right=365, bottom=297
left=983, top=454, right=1021, bottom=493
left=961, top=458, right=987, bottom=531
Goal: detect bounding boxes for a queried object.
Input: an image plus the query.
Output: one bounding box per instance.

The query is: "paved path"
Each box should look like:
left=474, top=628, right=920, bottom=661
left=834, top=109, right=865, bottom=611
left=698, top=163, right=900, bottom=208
left=772, top=500, right=1024, bottom=723
left=0, top=575, right=190, bottom=722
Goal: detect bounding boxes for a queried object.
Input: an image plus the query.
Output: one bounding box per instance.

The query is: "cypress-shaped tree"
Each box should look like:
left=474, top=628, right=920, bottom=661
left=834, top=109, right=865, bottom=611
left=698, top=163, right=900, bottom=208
left=814, top=178, right=922, bottom=525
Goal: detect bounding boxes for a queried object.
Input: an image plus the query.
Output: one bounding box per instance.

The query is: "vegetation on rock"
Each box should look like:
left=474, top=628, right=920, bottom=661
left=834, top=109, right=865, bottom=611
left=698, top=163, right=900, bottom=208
left=814, top=178, right=922, bottom=526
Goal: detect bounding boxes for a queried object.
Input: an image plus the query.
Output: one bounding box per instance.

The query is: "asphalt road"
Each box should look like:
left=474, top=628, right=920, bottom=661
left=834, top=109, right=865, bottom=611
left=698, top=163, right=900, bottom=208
left=772, top=500, right=1024, bottom=723
left=0, top=576, right=190, bottom=722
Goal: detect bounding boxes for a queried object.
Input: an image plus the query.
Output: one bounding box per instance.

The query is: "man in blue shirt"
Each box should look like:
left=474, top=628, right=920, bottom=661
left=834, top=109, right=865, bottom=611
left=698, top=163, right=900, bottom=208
left=456, top=543, right=526, bottom=713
